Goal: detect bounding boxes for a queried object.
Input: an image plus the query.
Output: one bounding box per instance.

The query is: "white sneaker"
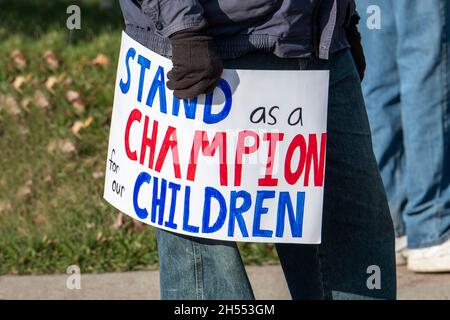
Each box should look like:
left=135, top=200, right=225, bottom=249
left=395, top=236, right=408, bottom=266
left=407, top=239, right=450, bottom=273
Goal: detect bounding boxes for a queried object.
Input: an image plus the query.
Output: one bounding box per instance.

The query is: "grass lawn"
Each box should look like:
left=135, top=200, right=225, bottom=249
left=0, top=0, right=278, bottom=275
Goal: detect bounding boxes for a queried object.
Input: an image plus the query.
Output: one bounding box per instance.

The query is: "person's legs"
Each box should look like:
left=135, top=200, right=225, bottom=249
left=276, top=49, right=397, bottom=300
left=156, top=53, right=306, bottom=300
left=393, top=0, right=450, bottom=250
left=157, top=50, right=396, bottom=300
left=386, top=0, right=450, bottom=272
left=157, top=229, right=254, bottom=300
left=357, top=0, right=407, bottom=240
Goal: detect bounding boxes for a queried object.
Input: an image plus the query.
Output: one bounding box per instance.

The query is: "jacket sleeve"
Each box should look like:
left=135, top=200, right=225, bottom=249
left=139, top=0, right=207, bottom=37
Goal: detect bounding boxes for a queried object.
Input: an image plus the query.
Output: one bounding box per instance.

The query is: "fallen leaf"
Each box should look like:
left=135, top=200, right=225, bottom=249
left=45, top=76, right=58, bottom=93
left=16, top=179, right=33, bottom=198
left=86, top=222, right=95, bottom=229
left=33, top=90, right=50, bottom=109
left=43, top=50, right=59, bottom=70
left=1, top=94, right=21, bottom=115
left=12, top=76, right=26, bottom=92
left=70, top=121, right=84, bottom=137
left=92, top=171, right=104, bottom=180
left=70, top=115, right=94, bottom=137
left=60, top=140, right=76, bottom=153
left=46, top=141, right=56, bottom=152
left=21, top=97, right=31, bottom=111
left=64, top=77, right=73, bottom=86
left=83, top=115, right=93, bottom=127
left=111, top=212, right=125, bottom=229
left=18, top=124, right=30, bottom=136
left=66, top=90, right=80, bottom=102
left=91, top=53, right=110, bottom=66
left=66, top=90, right=85, bottom=113
left=33, top=214, right=46, bottom=225
left=133, top=242, right=143, bottom=249
left=72, top=100, right=85, bottom=114
left=11, top=50, right=26, bottom=69
left=96, top=231, right=103, bottom=241
left=0, top=201, right=12, bottom=214
left=47, top=139, right=76, bottom=154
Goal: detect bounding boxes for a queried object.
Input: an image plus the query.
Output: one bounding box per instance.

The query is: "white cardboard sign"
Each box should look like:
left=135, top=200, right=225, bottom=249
left=104, top=32, right=329, bottom=244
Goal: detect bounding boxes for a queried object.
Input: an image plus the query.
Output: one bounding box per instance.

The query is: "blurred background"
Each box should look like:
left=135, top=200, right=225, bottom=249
left=0, top=0, right=278, bottom=277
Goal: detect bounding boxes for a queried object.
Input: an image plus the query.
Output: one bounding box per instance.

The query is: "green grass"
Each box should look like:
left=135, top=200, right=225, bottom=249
left=0, top=0, right=278, bottom=275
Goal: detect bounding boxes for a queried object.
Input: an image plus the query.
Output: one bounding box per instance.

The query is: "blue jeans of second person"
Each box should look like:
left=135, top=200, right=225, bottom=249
left=357, top=0, right=450, bottom=249
left=156, top=49, right=396, bottom=300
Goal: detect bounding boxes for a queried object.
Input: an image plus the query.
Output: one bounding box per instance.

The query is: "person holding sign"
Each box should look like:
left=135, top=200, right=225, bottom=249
left=118, top=0, right=396, bottom=300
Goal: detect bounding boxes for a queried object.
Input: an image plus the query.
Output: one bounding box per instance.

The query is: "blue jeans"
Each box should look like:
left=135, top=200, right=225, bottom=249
left=357, top=0, right=450, bottom=249
left=157, top=49, right=396, bottom=300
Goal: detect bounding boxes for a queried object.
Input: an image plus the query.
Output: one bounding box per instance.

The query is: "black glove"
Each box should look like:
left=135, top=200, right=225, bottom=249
left=345, top=15, right=366, bottom=81
left=167, top=23, right=223, bottom=99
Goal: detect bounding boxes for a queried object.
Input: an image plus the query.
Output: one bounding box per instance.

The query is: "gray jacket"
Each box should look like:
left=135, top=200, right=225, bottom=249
left=119, top=0, right=356, bottom=59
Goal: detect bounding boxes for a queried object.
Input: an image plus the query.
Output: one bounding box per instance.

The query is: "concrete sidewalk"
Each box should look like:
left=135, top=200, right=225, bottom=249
left=0, top=265, right=449, bottom=300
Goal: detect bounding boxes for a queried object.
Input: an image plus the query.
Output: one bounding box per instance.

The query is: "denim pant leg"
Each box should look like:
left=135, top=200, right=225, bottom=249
left=392, top=0, right=450, bottom=249
left=276, top=50, right=396, bottom=300
left=357, top=0, right=407, bottom=238
left=157, top=229, right=254, bottom=300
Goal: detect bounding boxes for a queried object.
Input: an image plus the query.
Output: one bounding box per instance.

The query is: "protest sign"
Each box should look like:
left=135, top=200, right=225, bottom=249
left=104, top=31, right=329, bottom=244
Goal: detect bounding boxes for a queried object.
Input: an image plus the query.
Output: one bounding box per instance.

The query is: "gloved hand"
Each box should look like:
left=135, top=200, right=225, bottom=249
left=167, top=23, right=223, bottom=99
left=345, top=15, right=366, bottom=81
